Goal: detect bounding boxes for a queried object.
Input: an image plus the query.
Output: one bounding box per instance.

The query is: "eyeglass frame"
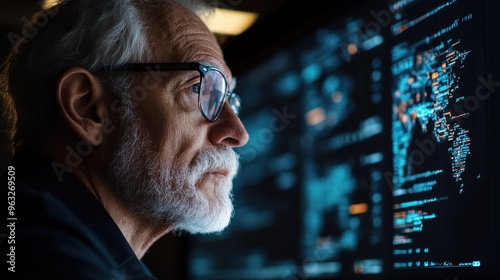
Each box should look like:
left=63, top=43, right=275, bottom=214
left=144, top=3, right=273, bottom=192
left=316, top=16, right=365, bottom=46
left=98, top=62, right=240, bottom=122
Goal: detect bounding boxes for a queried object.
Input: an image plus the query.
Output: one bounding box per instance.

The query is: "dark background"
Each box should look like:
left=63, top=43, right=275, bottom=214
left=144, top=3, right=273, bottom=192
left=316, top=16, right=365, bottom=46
left=2, top=1, right=500, bottom=280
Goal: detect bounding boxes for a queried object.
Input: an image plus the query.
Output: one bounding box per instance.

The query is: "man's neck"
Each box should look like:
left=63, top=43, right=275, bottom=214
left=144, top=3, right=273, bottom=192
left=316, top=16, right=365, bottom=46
left=41, top=138, right=171, bottom=259
left=72, top=158, right=171, bottom=259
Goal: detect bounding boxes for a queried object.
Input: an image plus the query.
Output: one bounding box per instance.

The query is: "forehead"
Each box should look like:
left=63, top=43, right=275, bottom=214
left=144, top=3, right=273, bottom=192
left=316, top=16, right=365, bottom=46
left=142, top=1, right=230, bottom=76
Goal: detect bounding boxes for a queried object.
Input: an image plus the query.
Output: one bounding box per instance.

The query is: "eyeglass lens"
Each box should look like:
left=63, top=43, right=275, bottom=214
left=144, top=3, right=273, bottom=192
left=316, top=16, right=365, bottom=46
left=200, top=70, right=228, bottom=120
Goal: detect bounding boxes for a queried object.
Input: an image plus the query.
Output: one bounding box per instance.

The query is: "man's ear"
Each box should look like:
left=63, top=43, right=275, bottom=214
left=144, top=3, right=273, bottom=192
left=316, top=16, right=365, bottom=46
left=55, top=67, right=108, bottom=146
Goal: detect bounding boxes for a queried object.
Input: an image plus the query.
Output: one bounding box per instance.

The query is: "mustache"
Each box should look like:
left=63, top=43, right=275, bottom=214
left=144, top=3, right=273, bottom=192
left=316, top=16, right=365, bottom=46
left=190, top=146, right=240, bottom=179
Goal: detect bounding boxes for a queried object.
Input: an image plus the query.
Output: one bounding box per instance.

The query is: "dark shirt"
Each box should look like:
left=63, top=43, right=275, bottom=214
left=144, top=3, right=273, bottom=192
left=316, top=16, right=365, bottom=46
left=1, top=148, right=157, bottom=279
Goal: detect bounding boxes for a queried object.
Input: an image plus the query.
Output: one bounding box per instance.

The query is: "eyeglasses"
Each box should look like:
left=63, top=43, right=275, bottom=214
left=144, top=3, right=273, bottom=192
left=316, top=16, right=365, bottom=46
left=99, top=62, right=241, bottom=122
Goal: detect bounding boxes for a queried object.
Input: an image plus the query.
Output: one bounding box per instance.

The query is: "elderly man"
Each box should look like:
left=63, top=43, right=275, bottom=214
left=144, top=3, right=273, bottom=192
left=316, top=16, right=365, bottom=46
left=1, top=0, right=248, bottom=278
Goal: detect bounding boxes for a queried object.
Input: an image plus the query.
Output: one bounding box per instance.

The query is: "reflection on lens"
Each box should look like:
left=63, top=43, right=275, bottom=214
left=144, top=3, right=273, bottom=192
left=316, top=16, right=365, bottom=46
left=201, top=70, right=227, bottom=120
left=229, top=93, right=241, bottom=115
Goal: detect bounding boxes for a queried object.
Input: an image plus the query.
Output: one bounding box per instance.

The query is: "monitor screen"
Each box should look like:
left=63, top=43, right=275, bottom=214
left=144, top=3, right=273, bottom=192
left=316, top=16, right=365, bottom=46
left=186, top=0, right=500, bottom=279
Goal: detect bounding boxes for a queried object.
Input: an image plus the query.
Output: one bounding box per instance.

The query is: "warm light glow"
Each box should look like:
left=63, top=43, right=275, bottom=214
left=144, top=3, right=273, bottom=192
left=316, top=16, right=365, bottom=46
left=306, top=107, right=325, bottom=126
left=347, top=43, right=358, bottom=55
left=349, top=203, right=368, bottom=215
left=331, top=91, right=343, bottom=103
left=42, top=0, right=59, bottom=9
left=202, top=8, right=259, bottom=36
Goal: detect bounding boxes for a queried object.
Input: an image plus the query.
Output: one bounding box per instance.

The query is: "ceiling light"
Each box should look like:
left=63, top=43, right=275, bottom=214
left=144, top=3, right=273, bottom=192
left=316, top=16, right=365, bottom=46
left=42, top=0, right=59, bottom=9
left=202, top=8, right=259, bottom=36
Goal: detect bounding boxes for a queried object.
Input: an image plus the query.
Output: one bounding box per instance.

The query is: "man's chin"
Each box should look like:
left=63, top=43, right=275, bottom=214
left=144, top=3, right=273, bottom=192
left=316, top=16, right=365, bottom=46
left=179, top=186, right=234, bottom=234
left=182, top=207, right=233, bottom=234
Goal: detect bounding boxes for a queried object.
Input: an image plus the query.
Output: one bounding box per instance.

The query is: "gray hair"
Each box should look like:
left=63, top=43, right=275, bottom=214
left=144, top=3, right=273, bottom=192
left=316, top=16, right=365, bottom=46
left=0, top=0, right=149, bottom=151
left=0, top=0, right=215, bottom=151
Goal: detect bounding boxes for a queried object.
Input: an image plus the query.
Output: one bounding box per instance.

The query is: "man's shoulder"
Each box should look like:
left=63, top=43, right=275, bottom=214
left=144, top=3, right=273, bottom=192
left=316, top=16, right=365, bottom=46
left=1, top=152, right=97, bottom=232
left=2, top=167, right=121, bottom=278
left=1, top=149, right=156, bottom=279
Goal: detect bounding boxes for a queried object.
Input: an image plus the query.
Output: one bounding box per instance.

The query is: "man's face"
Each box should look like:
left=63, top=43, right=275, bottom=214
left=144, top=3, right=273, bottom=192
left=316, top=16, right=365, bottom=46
left=108, top=3, right=249, bottom=233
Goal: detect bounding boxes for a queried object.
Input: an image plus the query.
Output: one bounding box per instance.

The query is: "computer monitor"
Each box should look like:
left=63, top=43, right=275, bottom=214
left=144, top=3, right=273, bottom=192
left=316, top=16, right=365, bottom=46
left=186, top=0, right=500, bottom=279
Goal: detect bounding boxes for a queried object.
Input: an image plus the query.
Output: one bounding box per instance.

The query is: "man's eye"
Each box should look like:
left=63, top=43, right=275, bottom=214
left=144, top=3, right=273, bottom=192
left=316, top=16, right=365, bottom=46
left=189, top=83, right=201, bottom=93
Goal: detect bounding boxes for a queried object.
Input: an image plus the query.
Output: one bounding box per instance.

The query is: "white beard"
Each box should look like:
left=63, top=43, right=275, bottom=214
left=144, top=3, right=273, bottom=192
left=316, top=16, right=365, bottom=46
left=109, top=113, right=240, bottom=234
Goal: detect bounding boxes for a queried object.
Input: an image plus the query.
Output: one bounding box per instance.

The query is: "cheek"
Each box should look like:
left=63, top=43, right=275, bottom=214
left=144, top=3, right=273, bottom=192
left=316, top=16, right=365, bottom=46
left=163, top=89, right=210, bottom=161
left=134, top=84, right=208, bottom=166
left=138, top=85, right=199, bottom=143
left=135, top=86, right=185, bottom=150
left=159, top=117, right=205, bottom=167
left=174, top=84, right=198, bottom=113
left=136, top=98, right=170, bottom=148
